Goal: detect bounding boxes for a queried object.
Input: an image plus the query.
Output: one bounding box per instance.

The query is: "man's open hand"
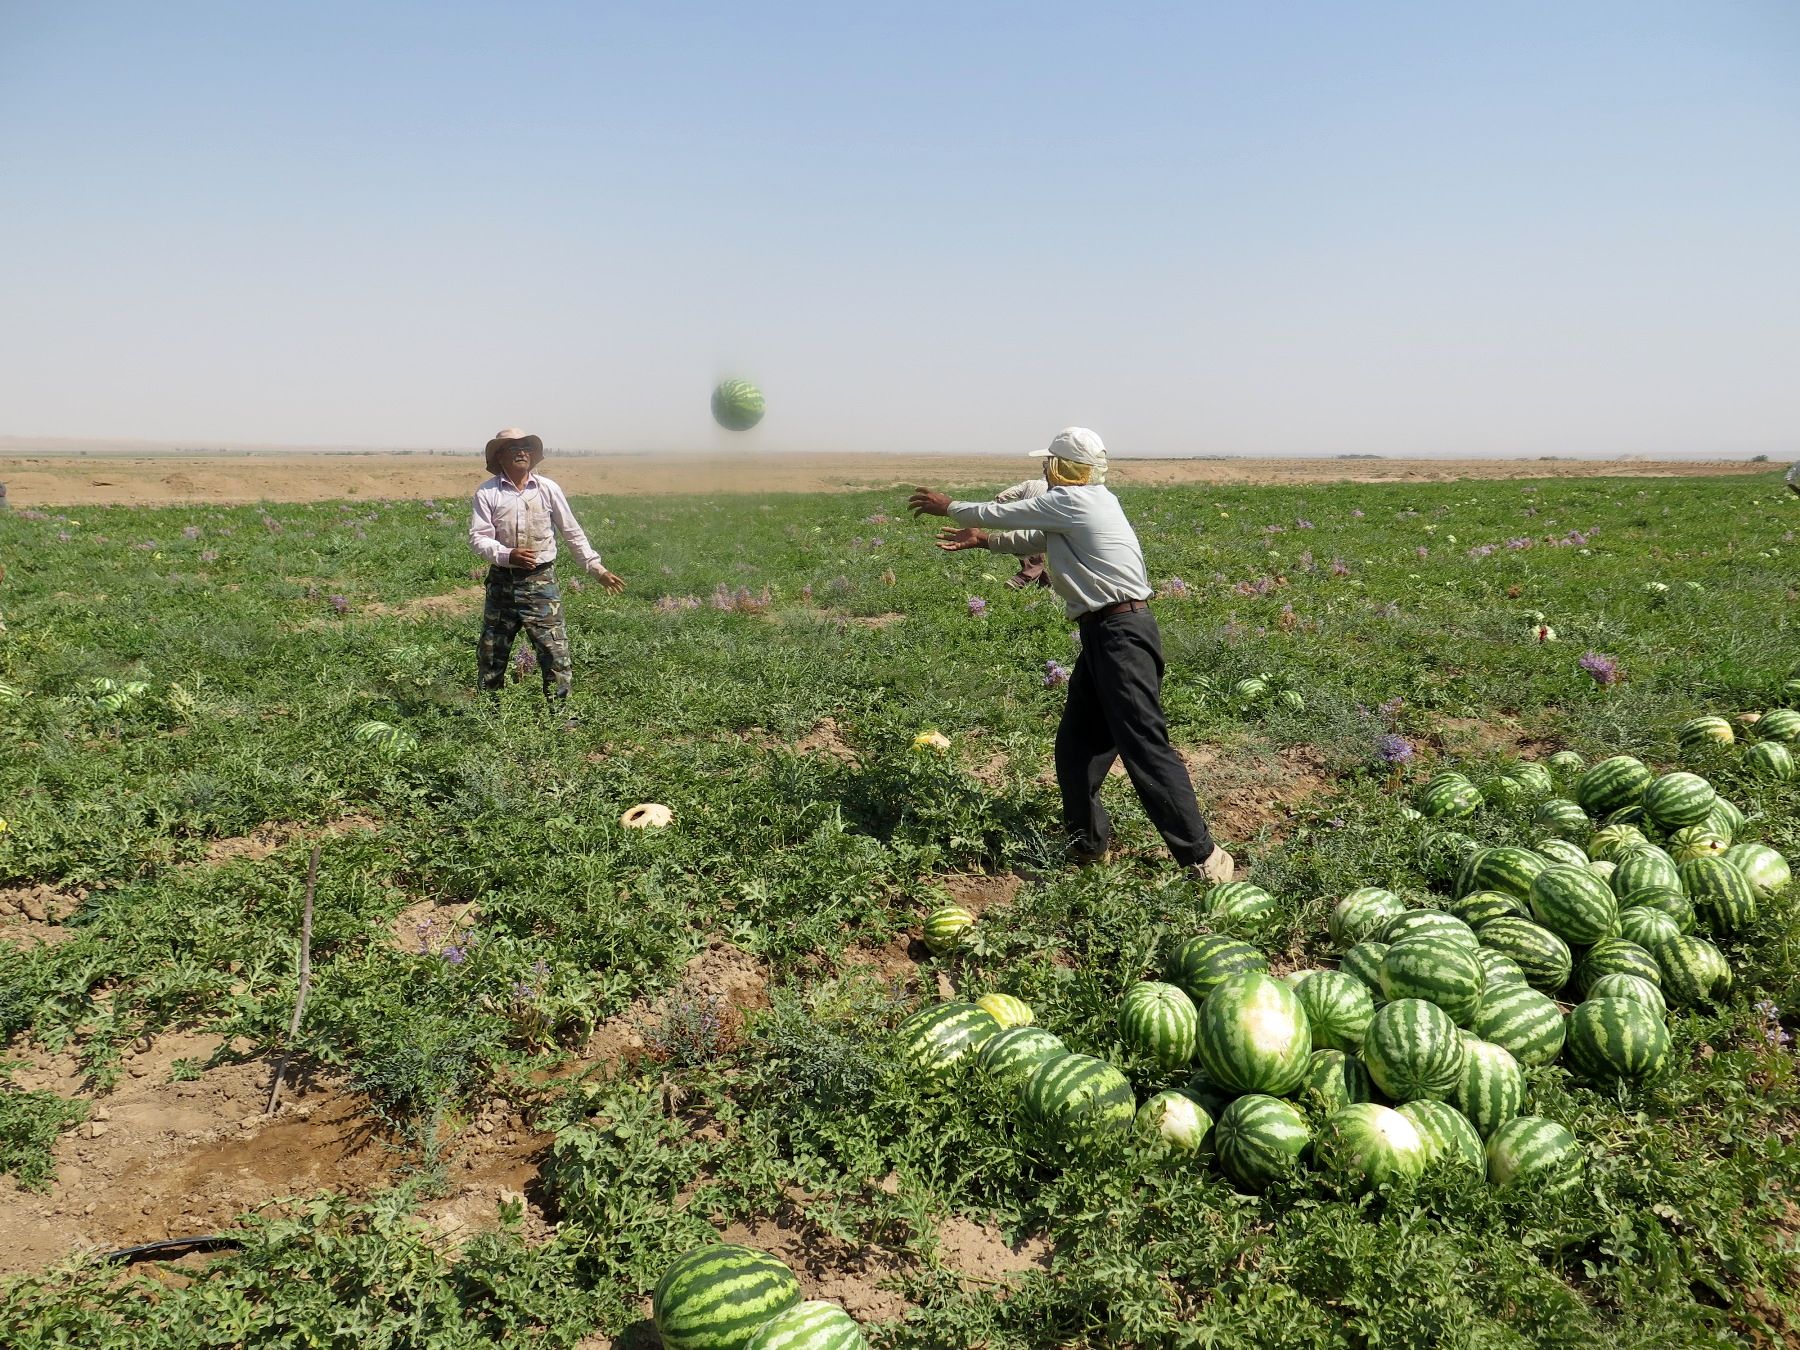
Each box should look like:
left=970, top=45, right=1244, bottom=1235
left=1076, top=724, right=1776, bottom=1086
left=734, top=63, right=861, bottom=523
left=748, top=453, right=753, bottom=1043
left=935, top=526, right=988, bottom=552
left=590, top=566, right=626, bottom=594
left=908, top=487, right=951, bottom=517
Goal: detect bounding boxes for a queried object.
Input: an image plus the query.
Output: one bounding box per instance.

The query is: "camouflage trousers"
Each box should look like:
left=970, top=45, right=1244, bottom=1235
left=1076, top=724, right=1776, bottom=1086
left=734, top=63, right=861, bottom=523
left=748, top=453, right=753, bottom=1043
left=478, top=565, right=572, bottom=702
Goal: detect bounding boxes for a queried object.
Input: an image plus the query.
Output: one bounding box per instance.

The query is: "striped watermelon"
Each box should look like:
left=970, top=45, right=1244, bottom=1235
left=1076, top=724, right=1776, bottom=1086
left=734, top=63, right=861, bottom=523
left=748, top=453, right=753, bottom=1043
left=1214, top=1094, right=1311, bottom=1191
left=1504, top=762, right=1556, bottom=798
left=1678, top=716, right=1735, bottom=753
left=1534, top=839, right=1592, bottom=869
left=1586, top=824, right=1648, bottom=864
left=1574, top=938, right=1661, bottom=993
left=1575, top=756, right=1653, bottom=815
left=1787, top=679, right=1800, bottom=702
left=1134, top=1089, right=1213, bottom=1153
left=1615, top=905, right=1682, bottom=951
left=1600, top=804, right=1646, bottom=830
left=1532, top=798, right=1592, bottom=842
left=1022, top=1053, right=1135, bottom=1151
left=1547, top=750, right=1587, bottom=779
left=1758, top=708, right=1800, bottom=742
left=1641, top=772, right=1718, bottom=830
left=1379, top=938, right=1486, bottom=1026
left=1473, top=947, right=1529, bottom=989
left=1338, top=943, right=1389, bottom=998
left=1167, top=935, right=1268, bottom=1003
left=1722, top=842, right=1792, bottom=898
left=1452, top=890, right=1528, bottom=929
left=1194, top=972, right=1312, bottom=1096
left=1470, top=983, right=1566, bottom=1067
left=1666, top=826, right=1728, bottom=863
left=1118, top=982, right=1199, bottom=1069
left=1456, top=847, right=1549, bottom=902
left=1418, top=830, right=1481, bottom=885
left=1478, top=917, right=1573, bottom=993
left=654, top=1244, right=803, bottom=1350
left=975, top=993, right=1033, bottom=1029
left=922, top=905, right=976, bottom=954
left=711, top=379, right=766, bottom=431
left=744, top=1302, right=866, bottom=1350
left=1299, top=1048, right=1375, bottom=1114
left=1651, top=934, right=1733, bottom=1005
left=1486, top=1117, right=1582, bottom=1193
left=1609, top=847, right=1681, bottom=899
left=1329, top=888, right=1407, bottom=950
left=1361, top=999, right=1466, bottom=1102
left=1398, top=1100, right=1485, bottom=1172
left=899, top=1003, right=1000, bottom=1080
left=1705, top=797, right=1745, bottom=843
left=1527, top=865, right=1618, bottom=945
left=979, top=993, right=1036, bottom=1022
left=1678, top=856, right=1758, bottom=935
left=1586, top=972, right=1667, bottom=1016
left=1294, top=971, right=1375, bottom=1052
left=1566, top=997, right=1670, bottom=1082
left=1482, top=775, right=1526, bottom=808
left=1380, top=910, right=1478, bottom=949
left=1417, top=772, right=1483, bottom=819
left=1619, top=886, right=1695, bottom=933
left=1744, top=741, right=1796, bottom=781
left=1182, top=1068, right=1231, bottom=1120
left=1316, top=1103, right=1428, bottom=1192
left=1206, top=881, right=1279, bottom=932
left=1451, top=1038, right=1524, bottom=1139
left=975, top=1027, right=1066, bottom=1087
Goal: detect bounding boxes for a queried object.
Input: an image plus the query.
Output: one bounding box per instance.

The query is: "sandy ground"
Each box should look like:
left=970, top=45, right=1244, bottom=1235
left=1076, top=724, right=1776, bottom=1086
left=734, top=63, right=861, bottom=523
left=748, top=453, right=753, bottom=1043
left=0, top=451, right=1775, bottom=508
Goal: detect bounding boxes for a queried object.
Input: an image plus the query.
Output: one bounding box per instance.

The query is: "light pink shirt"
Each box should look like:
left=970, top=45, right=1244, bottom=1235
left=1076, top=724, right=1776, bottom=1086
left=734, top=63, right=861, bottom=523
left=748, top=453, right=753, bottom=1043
left=468, top=473, right=603, bottom=571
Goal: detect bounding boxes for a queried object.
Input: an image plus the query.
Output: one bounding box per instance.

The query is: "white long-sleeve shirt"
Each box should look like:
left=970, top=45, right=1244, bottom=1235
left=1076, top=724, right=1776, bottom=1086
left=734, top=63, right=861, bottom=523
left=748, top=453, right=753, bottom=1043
left=949, top=484, right=1152, bottom=619
left=468, top=473, right=604, bottom=571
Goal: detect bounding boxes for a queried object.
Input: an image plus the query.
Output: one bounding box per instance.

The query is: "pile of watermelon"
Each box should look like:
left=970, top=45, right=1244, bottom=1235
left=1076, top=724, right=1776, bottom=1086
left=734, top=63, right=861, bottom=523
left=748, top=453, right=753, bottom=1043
left=1678, top=707, right=1800, bottom=783
left=898, top=739, right=1791, bottom=1199
left=653, top=1243, right=866, bottom=1349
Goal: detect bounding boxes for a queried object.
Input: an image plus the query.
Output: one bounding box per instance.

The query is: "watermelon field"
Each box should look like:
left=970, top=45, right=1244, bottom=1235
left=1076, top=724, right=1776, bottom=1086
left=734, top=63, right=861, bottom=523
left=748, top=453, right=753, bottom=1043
left=1, top=469, right=1797, bottom=1348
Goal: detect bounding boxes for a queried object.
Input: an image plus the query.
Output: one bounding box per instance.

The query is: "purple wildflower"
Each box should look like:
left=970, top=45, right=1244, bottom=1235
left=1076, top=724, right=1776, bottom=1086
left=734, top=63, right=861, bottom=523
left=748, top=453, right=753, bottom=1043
left=1044, top=660, right=1071, bottom=688
left=967, top=595, right=988, bottom=617
left=1415, top=546, right=1429, bottom=559
left=1579, top=651, right=1623, bottom=686
left=1376, top=733, right=1415, bottom=765
left=513, top=646, right=539, bottom=679
left=1351, top=509, right=1365, bottom=519
left=1159, top=576, right=1190, bottom=599
left=1329, top=558, right=1351, bottom=577
left=328, top=595, right=349, bottom=616
left=441, top=944, right=467, bottom=965
left=1468, top=544, right=1496, bottom=558
left=182, top=525, right=202, bottom=540
left=200, top=549, right=219, bottom=563
left=1295, top=518, right=1315, bottom=530
left=1753, top=1000, right=1791, bottom=1048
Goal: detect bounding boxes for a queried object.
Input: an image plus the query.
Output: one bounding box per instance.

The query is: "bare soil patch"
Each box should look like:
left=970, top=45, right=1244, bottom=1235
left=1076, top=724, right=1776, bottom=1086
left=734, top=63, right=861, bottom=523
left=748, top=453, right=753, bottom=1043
left=1427, top=714, right=1559, bottom=761
left=0, top=451, right=1773, bottom=509
left=363, top=585, right=485, bottom=620
left=198, top=813, right=381, bottom=866
left=0, top=884, right=84, bottom=948
left=1179, top=742, right=1332, bottom=847
left=789, top=715, right=858, bottom=763
left=584, top=942, right=771, bottom=1069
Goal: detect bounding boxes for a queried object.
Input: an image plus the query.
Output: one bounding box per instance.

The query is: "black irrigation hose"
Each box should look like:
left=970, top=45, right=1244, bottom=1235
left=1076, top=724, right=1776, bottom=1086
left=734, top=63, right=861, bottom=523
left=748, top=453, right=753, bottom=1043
left=105, top=1234, right=246, bottom=1263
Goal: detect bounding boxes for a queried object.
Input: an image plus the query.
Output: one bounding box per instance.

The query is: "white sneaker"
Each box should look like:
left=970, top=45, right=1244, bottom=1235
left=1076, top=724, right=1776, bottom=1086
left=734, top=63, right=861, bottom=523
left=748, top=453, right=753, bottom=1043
left=1195, top=847, right=1236, bottom=884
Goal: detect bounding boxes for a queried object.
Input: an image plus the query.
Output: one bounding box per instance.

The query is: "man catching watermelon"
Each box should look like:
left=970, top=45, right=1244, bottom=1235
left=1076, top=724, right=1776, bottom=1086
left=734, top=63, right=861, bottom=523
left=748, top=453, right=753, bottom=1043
left=908, top=428, right=1234, bottom=884
left=468, top=428, right=624, bottom=714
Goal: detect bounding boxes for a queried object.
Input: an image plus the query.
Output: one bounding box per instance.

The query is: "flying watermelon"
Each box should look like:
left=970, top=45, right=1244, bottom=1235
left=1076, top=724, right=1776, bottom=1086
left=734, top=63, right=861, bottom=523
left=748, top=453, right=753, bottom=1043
left=711, top=379, right=765, bottom=432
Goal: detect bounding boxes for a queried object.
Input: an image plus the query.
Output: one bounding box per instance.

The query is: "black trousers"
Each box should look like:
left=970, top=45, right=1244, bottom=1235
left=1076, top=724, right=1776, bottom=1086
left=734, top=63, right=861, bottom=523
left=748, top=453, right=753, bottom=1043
left=1055, top=608, right=1215, bottom=867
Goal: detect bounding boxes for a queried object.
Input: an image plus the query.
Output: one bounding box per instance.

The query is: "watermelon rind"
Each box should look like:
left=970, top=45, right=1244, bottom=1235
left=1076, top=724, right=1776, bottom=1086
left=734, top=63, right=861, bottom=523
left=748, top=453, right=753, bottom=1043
left=1585, top=972, right=1667, bottom=1017
left=1214, top=1094, right=1311, bottom=1191
left=1118, top=981, right=1200, bottom=1069
left=1574, top=756, right=1653, bottom=816
left=1486, top=1117, right=1583, bottom=1193
left=1329, top=888, right=1406, bottom=950
left=976, top=1027, right=1067, bottom=1088
left=1470, top=983, right=1566, bottom=1068
left=744, top=1301, right=867, bottom=1350
left=975, top=993, right=1034, bottom=1029
left=899, top=1003, right=1000, bottom=1080
left=1194, top=971, right=1313, bottom=1096
left=1294, top=970, right=1376, bottom=1053
left=1022, top=1053, right=1136, bottom=1152
left=1722, top=842, right=1792, bottom=899
left=1566, top=996, right=1671, bottom=1082
left=1316, top=1103, right=1428, bottom=1193
left=1166, top=935, right=1268, bottom=1004
left=1379, top=937, right=1486, bottom=1026
left=1398, top=1100, right=1485, bottom=1172
left=1134, top=1089, right=1214, bottom=1154
left=922, top=905, right=976, bottom=955
left=1478, top=917, right=1573, bottom=994
left=1380, top=909, right=1478, bottom=949
left=1678, top=856, right=1759, bottom=935
left=1451, top=1037, right=1524, bottom=1139
left=1640, top=772, right=1718, bottom=831
left=1361, top=999, right=1467, bottom=1103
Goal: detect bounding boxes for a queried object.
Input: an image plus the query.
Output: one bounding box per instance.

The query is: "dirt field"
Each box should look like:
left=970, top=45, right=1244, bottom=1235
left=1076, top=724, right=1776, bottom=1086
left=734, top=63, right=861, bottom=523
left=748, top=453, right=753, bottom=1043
left=0, top=451, right=1775, bottom=508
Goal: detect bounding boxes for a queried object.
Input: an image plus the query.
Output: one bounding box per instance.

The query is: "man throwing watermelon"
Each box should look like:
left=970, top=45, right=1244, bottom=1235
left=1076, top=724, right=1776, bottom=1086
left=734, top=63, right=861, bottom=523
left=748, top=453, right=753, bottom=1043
left=468, top=428, right=624, bottom=713
left=908, top=428, right=1233, bottom=884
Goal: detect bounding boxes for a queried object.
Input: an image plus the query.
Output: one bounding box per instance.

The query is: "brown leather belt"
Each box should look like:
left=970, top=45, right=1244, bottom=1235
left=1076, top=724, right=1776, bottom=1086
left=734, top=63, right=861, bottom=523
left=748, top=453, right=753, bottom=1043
left=1077, top=598, right=1149, bottom=625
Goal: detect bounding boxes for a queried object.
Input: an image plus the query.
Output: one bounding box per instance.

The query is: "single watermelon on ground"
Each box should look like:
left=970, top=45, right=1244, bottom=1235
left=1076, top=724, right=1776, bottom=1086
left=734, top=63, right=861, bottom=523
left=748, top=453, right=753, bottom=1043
left=1452, top=890, right=1528, bottom=929
left=1532, top=798, right=1592, bottom=842
left=975, top=992, right=1033, bottom=1029
left=1294, top=970, right=1375, bottom=1052
left=1338, top=943, right=1390, bottom=999
left=975, top=1027, right=1066, bottom=1087
left=1619, top=886, right=1696, bottom=934
left=1167, top=935, right=1269, bottom=1003
left=1134, top=1089, right=1214, bottom=1153
left=745, top=1302, right=867, bottom=1350
left=1379, top=937, right=1486, bottom=1026
left=1329, top=888, right=1406, bottom=950
left=1486, top=1117, right=1583, bottom=1193
left=1722, top=842, right=1792, bottom=899
left=1547, top=750, right=1587, bottom=779
left=922, top=905, right=976, bottom=954
left=1316, top=1103, right=1429, bottom=1193
left=1640, top=772, right=1718, bottom=831
left=1418, top=772, right=1483, bottom=819
left=1456, top=846, right=1549, bottom=902
left=1534, top=838, right=1592, bottom=869
left=1566, top=997, right=1671, bottom=1083
left=1398, top=1100, right=1486, bottom=1172
left=1118, top=981, right=1200, bottom=1069
left=1214, top=1094, right=1311, bottom=1192
left=1470, top=983, right=1566, bottom=1067
left=1678, top=716, right=1734, bottom=754
left=1614, top=904, right=1683, bottom=951
left=899, top=1002, right=1000, bottom=1080
left=1651, top=934, right=1734, bottom=1005
left=1678, top=856, right=1758, bottom=935
left=1206, top=881, right=1280, bottom=932
left=1451, top=1038, right=1524, bottom=1139
left=1380, top=909, right=1479, bottom=949
left=1022, top=1053, right=1136, bottom=1153
left=1574, top=938, right=1661, bottom=993
left=1195, top=971, right=1313, bottom=1096
left=1585, top=972, right=1667, bottom=1016
left=1575, top=756, right=1653, bottom=816
left=1609, top=848, right=1681, bottom=899
left=654, top=1244, right=803, bottom=1350
left=1478, top=917, right=1574, bottom=994
left=1361, top=999, right=1467, bottom=1102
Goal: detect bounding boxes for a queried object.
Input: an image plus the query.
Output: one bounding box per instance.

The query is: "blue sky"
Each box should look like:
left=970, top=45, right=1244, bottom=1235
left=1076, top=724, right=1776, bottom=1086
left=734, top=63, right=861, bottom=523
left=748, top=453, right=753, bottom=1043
left=2, top=1, right=1796, bottom=456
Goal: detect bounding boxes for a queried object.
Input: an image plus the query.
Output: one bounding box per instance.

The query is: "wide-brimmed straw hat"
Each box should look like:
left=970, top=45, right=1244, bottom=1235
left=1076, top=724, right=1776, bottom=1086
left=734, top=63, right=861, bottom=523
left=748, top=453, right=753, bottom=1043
left=484, top=428, right=545, bottom=475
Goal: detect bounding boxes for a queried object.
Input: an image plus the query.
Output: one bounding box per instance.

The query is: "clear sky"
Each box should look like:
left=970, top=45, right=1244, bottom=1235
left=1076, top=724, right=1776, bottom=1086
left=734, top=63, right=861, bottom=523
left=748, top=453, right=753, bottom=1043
left=2, top=1, right=1796, bottom=457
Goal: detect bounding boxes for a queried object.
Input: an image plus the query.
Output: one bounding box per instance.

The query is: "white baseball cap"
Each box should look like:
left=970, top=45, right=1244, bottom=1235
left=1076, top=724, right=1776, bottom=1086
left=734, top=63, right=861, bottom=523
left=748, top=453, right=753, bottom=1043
left=1030, top=427, right=1107, bottom=467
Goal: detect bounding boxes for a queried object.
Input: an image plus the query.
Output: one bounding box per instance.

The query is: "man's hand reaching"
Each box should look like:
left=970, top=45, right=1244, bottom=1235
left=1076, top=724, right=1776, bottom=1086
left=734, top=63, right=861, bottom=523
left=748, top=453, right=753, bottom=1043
left=908, top=487, right=952, bottom=517
left=934, top=526, right=988, bottom=552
